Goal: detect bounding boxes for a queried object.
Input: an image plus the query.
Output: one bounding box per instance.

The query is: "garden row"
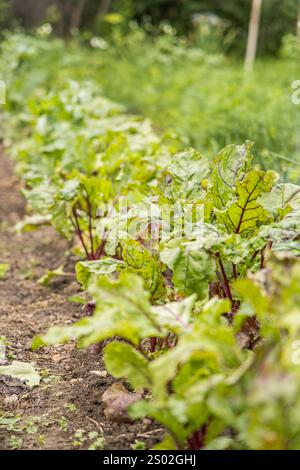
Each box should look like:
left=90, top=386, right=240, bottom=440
left=2, top=33, right=300, bottom=450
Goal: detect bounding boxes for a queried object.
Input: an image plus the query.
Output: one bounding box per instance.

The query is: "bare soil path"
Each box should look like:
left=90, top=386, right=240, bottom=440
left=0, top=151, right=160, bottom=450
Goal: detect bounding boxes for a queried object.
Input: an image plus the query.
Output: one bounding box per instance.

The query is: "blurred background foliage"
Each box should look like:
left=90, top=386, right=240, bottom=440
left=1, top=0, right=300, bottom=178
left=0, top=0, right=299, bottom=56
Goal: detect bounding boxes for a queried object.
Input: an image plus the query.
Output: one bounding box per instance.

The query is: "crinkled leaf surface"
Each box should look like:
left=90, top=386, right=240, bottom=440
left=216, top=169, right=277, bottom=235
left=172, top=249, right=214, bottom=299
left=168, top=148, right=209, bottom=201
left=208, top=143, right=253, bottom=210
left=76, top=259, right=125, bottom=288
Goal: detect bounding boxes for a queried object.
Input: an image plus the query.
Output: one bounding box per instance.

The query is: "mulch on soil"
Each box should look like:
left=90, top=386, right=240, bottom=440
left=0, top=151, right=162, bottom=450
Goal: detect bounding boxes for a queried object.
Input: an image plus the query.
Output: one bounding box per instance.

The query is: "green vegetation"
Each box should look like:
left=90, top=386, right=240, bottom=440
left=92, top=28, right=300, bottom=176
left=3, top=26, right=300, bottom=179
left=2, top=1, right=298, bottom=56
left=2, top=18, right=300, bottom=450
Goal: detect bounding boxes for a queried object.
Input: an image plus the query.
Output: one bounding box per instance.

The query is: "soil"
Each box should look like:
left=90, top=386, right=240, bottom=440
left=0, top=151, right=163, bottom=450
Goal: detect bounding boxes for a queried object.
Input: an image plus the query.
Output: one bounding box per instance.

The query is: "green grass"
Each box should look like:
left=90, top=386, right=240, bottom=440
left=71, top=31, right=300, bottom=178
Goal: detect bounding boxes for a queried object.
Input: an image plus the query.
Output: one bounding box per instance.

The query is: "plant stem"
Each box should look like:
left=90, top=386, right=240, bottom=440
left=86, top=194, right=95, bottom=260
left=232, top=263, right=238, bottom=279
left=71, top=206, right=90, bottom=260
left=187, top=424, right=208, bottom=450
left=217, top=254, right=233, bottom=303
left=250, top=250, right=259, bottom=264
left=150, top=337, right=157, bottom=353
left=95, top=237, right=106, bottom=260
left=260, top=249, right=265, bottom=269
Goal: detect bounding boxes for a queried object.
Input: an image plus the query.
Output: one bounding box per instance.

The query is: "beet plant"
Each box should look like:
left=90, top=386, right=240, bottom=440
left=33, top=254, right=300, bottom=449
left=15, top=81, right=178, bottom=260
left=3, top=32, right=300, bottom=451
left=32, top=141, right=300, bottom=449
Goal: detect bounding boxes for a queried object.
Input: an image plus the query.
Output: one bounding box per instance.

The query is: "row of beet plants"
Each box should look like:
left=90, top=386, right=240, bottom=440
left=2, top=33, right=300, bottom=450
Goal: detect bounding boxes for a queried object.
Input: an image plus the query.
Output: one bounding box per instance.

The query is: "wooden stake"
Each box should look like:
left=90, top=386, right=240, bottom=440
left=297, top=0, right=300, bottom=36
left=244, top=0, right=263, bottom=72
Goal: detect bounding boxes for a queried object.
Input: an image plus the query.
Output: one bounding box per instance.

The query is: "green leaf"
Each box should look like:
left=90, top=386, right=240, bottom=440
left=33, top=272, right=164, bottom=349
left=204, top=437, right=233, bottom=450
left=76, top=259, right=125, bottom=288
left=234, top=279, right=270, bottom=318
left=208, top=143, right=253, bottom=210
left=259, top=183, right=300, bottom=221
left=152, top=435, right=179, bottom=450
left=216, top=169, right=277, bottom=236
left=168, top=148, right=209, bottom=201
left=172, top=249, right=214, bottom=299
left=0, top=263, right=10, bottom=280
left=38, top=265, right=69, bottom=287
left=160, top=239, right=181, bottom=269
left=104, top=342, right=152, bottom=389
left=122, top=240, right=166, bottom=302
left=68, top=295, right=87, bottom=304
left=22, top=180, right=57, bottom=213
left=259, top=183, right=300, bottom=247
left=151, top=295, right=197, bottom=335
left=14, top=215, right=51, bottom=234
left=0, top=361, right=41, bottom=388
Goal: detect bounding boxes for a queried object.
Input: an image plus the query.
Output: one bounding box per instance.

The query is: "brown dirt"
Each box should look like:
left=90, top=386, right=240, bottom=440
left=0, top=151, right=163, bottom=450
